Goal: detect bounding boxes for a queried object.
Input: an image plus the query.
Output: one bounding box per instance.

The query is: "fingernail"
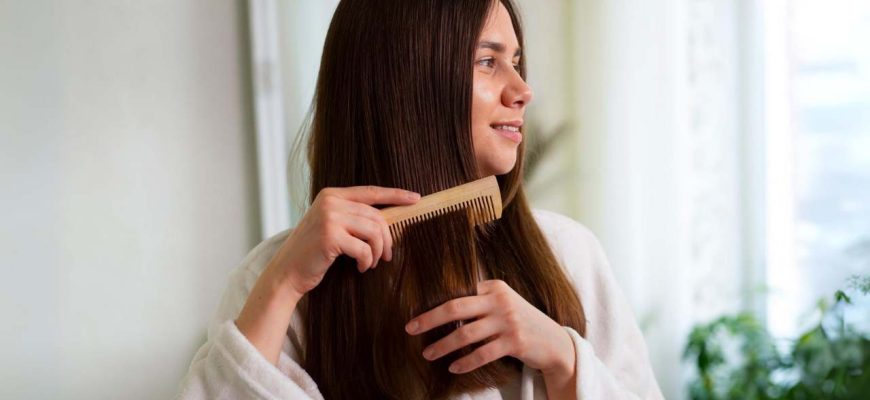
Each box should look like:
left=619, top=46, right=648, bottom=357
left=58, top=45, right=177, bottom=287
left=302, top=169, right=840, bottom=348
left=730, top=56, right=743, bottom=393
left=407, top=192, right=421, bottom=200
left=449, top=364, right=461, bottom=374
left=405, top=321, right=418, bottom=334
left=422, top=347, right=434, bottom=360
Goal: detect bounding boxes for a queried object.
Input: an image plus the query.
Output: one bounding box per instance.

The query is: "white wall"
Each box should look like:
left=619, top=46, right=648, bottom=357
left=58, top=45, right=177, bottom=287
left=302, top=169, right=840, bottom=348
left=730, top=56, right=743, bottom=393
left=0, top=1, right=260, bottom=398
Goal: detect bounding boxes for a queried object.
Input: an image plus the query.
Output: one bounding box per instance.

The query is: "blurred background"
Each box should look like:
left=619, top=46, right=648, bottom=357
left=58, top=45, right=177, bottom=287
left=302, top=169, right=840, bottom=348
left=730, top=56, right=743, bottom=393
left=1, top=0, right=867, bottom=399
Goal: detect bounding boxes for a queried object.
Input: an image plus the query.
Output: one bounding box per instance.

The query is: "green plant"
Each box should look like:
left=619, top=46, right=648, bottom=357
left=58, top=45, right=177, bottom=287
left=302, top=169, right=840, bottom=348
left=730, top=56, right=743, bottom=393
left=684, top=275, right=870, bottom=399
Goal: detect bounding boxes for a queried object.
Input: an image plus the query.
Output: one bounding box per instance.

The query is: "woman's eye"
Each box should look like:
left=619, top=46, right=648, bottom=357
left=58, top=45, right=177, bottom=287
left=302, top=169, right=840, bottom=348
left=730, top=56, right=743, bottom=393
left=476, top=58, right=521, bottom=73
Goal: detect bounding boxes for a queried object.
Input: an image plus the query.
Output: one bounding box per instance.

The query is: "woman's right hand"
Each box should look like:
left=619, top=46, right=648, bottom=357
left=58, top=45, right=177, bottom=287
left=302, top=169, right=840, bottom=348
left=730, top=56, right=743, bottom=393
left=236, top=185, right=421, bottom=365
left=270, top=185, right=422, bottom=297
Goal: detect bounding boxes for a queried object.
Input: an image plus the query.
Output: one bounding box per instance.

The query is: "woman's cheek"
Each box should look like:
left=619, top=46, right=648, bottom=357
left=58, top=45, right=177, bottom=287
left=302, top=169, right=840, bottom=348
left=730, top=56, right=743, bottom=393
left=474, top=82, right=499, bottom=105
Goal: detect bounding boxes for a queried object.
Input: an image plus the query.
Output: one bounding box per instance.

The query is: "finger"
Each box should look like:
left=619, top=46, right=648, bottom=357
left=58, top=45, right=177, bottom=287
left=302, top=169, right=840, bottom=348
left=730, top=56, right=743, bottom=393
left=448, top=338, right=510, bottom=374
left=476, top=279, right=509, bottom=295
left=335, top=231, right=374, bottom=273
left=337, top=200, right=392, bottom=262
left=342, top=214, right=383, bottom=270
left=421, top=318, right=503, bottom=361
left=328, top=185, right=421, bottom=206
left=337, top=198, right=389, bottom=224
left=405, top=295, right=493, bottom=335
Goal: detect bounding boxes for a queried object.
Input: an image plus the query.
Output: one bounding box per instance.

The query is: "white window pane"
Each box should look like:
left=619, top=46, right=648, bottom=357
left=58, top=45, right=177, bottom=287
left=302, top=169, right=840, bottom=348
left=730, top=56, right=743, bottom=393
left=769, top=0, right=870, bottom=337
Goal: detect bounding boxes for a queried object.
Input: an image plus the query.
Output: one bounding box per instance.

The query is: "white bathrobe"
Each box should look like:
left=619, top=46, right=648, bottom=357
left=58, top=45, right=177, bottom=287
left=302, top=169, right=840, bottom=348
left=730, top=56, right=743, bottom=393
left=175, top=209, right=664, bottom=399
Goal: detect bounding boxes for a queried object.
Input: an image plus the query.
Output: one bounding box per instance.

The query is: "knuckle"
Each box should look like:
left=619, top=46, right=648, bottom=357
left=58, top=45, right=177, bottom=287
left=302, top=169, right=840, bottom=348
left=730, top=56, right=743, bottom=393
left=511, top=330, right=527, bottom=348
left=365, top=205, right=381, bottom=220
left=457, top=325, right=475, bottom=342
left=505, top=309, right=521, bottom=327
left=445, top=300, right=462, bottom=315
left=323, top=213, right=343, bottom=229
left=369, top=223, right=382, bottom=239
left=320, top=226, right=338, bottom=243
left=475, top=347, right=493, bottom=363
left=321, top=237, right=340, bottom=258
left=320, top=194, right=338, bottom=208
left=318, top=187, right=335, bottom=199
left=321, top=210, right=335, bottom=223
left=494, top=291, right=512, bottom=305
left=359, top=240, right=371, bottom=255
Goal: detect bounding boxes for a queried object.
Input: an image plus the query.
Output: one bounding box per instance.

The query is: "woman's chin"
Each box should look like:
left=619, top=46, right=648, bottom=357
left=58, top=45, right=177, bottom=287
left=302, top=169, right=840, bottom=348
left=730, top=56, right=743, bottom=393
left=481, top=159, right=518, bottom=177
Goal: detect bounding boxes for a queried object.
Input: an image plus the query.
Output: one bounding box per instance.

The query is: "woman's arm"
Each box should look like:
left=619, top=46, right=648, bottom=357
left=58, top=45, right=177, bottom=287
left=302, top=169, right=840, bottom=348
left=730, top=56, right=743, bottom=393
left=234, top=261, right=304, bottom=366
left=540, top=329, right=578, bottom=399
left=174, top=245, right=323, bottom=400
left=177, top=186, right=419, bottom=400
left=232, top=185, right=418, bottom=366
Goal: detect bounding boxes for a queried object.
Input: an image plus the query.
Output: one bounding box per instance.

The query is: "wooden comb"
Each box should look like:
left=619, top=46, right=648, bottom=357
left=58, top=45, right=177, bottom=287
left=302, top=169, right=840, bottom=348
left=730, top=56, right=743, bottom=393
left=380, top=175, right=502, bottom=240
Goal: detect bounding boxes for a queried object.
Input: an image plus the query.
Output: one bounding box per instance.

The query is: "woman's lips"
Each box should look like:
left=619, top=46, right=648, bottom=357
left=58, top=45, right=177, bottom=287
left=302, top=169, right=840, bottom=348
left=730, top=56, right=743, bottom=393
left=491, top=126, right=523, bottom=143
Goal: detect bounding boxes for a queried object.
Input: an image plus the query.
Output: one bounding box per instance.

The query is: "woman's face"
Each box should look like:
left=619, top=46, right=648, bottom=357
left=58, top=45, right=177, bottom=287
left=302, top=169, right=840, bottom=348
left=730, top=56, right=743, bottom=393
left=471, top=2, right=533, bottom=177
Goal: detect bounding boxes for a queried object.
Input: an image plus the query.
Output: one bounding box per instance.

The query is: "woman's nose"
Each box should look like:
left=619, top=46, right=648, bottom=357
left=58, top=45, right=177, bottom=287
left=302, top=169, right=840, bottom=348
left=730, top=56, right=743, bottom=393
left=503, top=72, right=533, bottom=108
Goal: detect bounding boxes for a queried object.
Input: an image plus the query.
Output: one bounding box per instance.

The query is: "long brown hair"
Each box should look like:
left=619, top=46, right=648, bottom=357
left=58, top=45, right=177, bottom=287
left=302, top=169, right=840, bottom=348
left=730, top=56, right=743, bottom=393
left=297, top=0, right=586, bottom=398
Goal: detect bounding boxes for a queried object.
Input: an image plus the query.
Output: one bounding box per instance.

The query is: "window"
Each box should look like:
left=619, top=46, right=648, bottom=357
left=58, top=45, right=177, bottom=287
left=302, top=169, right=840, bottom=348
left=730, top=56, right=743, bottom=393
left=765, top=0, right=870, bottom=339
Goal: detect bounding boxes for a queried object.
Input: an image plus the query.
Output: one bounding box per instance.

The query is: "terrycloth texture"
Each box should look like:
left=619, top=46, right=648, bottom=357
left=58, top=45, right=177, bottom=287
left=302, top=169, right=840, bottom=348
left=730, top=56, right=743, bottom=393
left=175, top=209, right=664, bottom=399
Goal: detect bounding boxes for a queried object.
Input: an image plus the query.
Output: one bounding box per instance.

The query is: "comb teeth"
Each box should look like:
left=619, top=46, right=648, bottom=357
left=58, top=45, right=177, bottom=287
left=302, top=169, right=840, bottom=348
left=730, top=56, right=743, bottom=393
left=385, top=180, right=501, bottom=243
left=381, top=175, right=502, bottom=241
left=387, top=196, right=497, bottom=241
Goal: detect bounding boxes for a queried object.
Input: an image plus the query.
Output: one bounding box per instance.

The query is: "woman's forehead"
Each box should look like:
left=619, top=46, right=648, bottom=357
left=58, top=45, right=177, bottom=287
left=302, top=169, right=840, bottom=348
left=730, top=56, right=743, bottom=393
left=478, top=3, right=519, bottom=52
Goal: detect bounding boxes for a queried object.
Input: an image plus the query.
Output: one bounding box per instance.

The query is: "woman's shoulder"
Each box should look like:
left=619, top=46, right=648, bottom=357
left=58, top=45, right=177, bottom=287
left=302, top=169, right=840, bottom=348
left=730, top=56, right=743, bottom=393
left=530, top=208, right=604, bottom=256
left=530, top=208, right=610, bottom=283
left=216, top=228, right=294, bottom=314
left=233, top=228, right=294, bottom=278
left=201, top=228, right=293, bottom=329
left=530, top=208, right=597, bottom=241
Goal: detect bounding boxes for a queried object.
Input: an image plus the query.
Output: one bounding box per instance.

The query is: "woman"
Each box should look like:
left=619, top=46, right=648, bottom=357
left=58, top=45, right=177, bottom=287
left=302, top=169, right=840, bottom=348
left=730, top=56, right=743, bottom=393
left=176, top=0, right=663, bottom=399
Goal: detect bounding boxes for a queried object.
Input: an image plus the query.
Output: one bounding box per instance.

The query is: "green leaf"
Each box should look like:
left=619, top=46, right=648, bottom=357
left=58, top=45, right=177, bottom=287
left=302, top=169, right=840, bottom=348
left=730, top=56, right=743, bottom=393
left=834, top=290, right=852, bottom=304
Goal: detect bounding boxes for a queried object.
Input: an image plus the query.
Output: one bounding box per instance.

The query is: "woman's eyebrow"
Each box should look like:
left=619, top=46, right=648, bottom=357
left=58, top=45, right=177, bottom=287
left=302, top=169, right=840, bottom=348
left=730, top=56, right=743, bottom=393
left=477, top=41, right=522, bottom=57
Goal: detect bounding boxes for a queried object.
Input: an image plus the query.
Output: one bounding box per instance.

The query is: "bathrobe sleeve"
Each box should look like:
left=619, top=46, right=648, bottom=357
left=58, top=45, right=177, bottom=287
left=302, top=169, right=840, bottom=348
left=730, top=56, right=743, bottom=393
left=532, top=210, right=664, bottom=400
left=174, top=229, right=325, bottom=400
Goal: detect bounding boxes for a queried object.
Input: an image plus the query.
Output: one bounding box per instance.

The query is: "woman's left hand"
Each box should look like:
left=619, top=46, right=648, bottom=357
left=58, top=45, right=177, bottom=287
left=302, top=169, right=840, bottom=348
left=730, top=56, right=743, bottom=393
left=404, top=279, right=576, bottom=378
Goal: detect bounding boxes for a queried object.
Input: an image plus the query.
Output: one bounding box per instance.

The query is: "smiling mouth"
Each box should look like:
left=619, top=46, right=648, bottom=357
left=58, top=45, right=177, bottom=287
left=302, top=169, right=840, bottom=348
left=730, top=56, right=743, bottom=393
left=490, top=125, right=523, bottom=143
left=490, top=124, right=520, bottom=132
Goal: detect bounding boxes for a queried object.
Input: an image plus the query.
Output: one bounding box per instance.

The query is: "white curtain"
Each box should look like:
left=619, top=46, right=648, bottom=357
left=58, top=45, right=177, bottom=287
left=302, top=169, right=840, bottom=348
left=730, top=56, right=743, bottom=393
left=518, top=0, right=758, bottom=397
left=549, top=1, right=756, bottom=398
